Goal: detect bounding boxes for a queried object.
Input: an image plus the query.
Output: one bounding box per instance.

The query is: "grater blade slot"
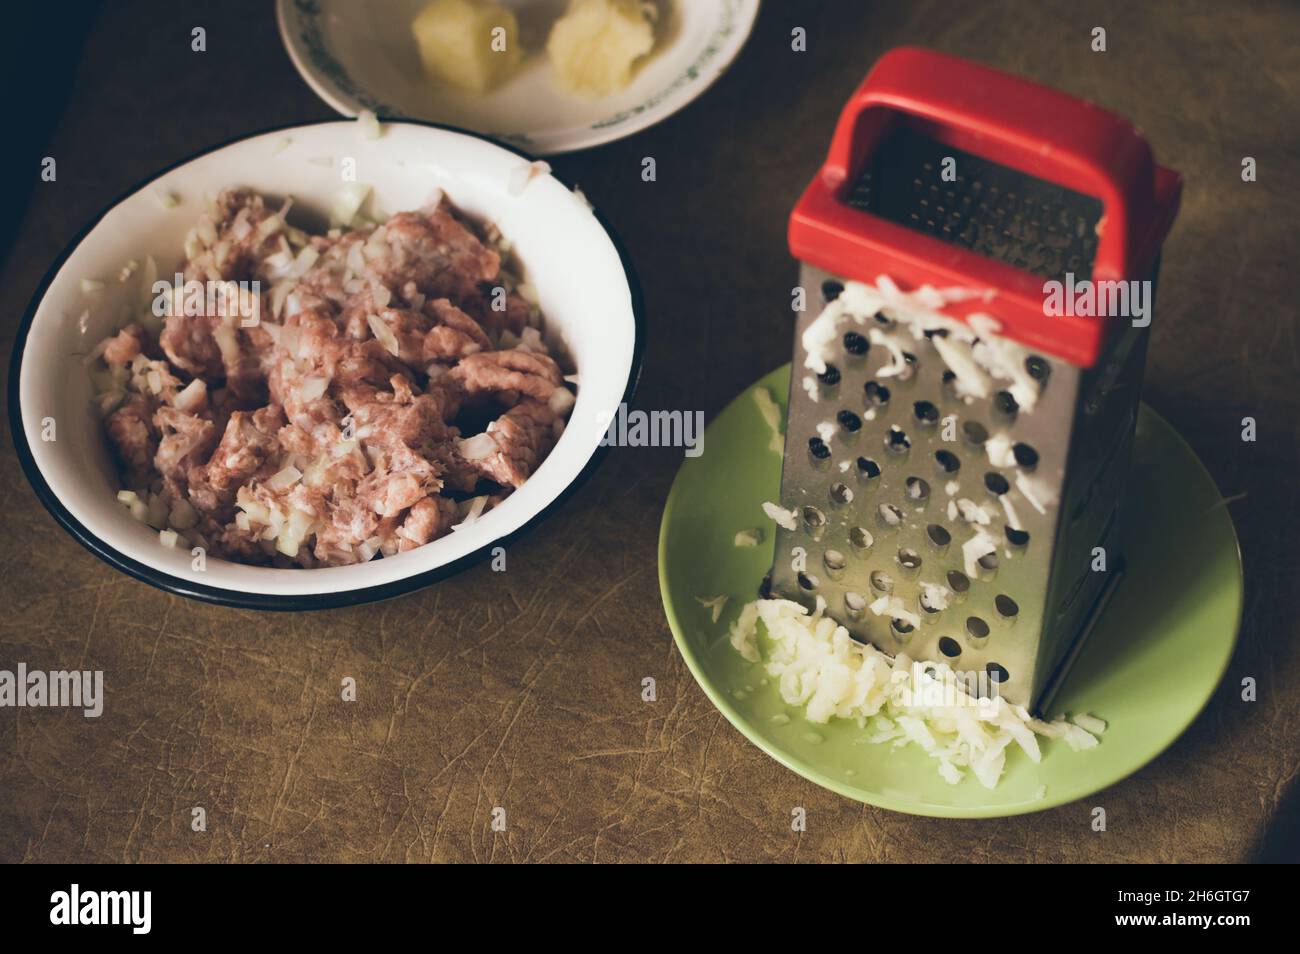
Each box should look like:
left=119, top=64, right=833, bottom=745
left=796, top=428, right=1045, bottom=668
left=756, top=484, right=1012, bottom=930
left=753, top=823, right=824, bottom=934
left=843, top=124, right=1104, bottom=282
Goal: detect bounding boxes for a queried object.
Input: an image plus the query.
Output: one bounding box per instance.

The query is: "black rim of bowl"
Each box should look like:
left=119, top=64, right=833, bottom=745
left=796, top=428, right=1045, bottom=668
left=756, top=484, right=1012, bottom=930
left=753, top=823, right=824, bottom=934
left=7, top=118, right=647, bottom=611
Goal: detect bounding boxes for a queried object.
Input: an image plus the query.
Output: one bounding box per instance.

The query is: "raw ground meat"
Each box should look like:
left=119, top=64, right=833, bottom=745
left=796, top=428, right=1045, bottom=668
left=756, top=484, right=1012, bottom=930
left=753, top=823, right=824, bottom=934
left=95, top=188, right=574, bottom=567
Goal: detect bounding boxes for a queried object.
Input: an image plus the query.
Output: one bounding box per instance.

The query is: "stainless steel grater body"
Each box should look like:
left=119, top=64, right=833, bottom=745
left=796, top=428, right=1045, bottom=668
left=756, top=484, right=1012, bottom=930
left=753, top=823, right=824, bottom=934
left=769, top=263, right=1149, bottom=712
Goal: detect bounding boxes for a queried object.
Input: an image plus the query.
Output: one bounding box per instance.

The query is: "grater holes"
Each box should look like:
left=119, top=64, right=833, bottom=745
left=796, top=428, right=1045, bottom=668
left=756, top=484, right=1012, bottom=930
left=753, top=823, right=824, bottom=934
left=829, top=482, right=854, bottom=506
left=962, top=421, right=989, bottom=445
left=934, top=449, right=961, bottom=474
left=885, top=426, right=911, bottom=455
left=905, top=476, right=930, bottom=503
left=984, top=472, right=1011, bottom=496
left=1005, top=525, right=1030, bottom=548
left=844, top=591, right=867, bottom=620
left=1012, top=442, right=1039, bottom=471
left=873, top=311, right=896, bottom=331
left=919, top=587, right=945, bottom=615
left=897, top=548, right=922, bottom=571
left=864, top=380, right=891, bottom=407
left=926, top=524, right=951, bottom=549
left=759, top=573, right=773, bottom=599
left=797, top=571, right=820, bottom=593
left=837, top=409, right=862, bottom=433
left=938, top=636, right=962, bottom=659
left=987, top=663, right=1010, bottom=684
left=995, top=594, right=1019, bottom=620
left=808, top=436, right=831, bottom=462
left=843, top=331, right=869, bottom=356
left=869, top=570, right=894, bottom=594
left=818, top=364, right=841, bottom=386
left=823, top=549, right=847, bottom=579
left=966, top=615, right=990, bottom=640
left=876, top=503, right=904, bottom=530
left=891, top=618, right=915, bottom=639
left=913, top=400, right=940, bottom=425
left=1025, top=355, right=1051, bottom=383
left=822, top=279, right=844, bottom=302
left=856, top=456, right=882, bottom=481
left=940, top=370, right=960, bottom=400
left=900, top=352, right=919, bottom=380
left=976, top=551, right=999, bottom=579
left=993, top=390, right=1019, bottom=421
left=947, top=570, right=970, bottom=593
left=802, top=505, right=827, bottom=535
left=849, top=527, right=874, bottom=553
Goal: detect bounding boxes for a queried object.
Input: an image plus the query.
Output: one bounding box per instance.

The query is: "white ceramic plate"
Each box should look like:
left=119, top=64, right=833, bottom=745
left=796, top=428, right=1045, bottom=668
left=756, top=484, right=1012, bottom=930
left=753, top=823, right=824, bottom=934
left=10, top=120, right=643, bottom=609
left=276, top=0, right=759, bottom=154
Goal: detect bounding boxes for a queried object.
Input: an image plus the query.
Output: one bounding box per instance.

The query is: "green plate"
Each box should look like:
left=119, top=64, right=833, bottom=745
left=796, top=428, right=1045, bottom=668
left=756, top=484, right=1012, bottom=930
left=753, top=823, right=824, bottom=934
left=658, top=365, right=1243, bottom=817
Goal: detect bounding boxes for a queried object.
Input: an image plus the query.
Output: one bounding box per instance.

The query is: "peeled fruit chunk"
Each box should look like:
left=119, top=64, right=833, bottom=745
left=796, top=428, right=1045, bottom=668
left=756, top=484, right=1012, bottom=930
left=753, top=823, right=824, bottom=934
left=547, top=0, right=656, bottom=97
left=411, top=0, right=523, bottom=94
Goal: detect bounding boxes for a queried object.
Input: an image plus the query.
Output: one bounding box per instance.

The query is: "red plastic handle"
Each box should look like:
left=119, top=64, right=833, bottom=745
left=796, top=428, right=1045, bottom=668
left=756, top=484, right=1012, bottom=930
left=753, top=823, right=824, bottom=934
left=823, top=47, right=1157, bottom=280
left=790, top=48, right=1183, bottom=367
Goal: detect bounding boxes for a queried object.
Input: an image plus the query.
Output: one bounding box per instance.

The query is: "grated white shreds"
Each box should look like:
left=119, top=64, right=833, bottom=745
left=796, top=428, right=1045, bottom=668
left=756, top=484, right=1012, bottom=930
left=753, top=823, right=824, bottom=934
left=761, top=501, right=798, bottom=531
left=695, top=594, right=730, bottom=624
left=727, top=598, right=1102, bottom=788
left=800, top=276, right=1041, bottom=412
left=752, top=387, right=784, bottom=454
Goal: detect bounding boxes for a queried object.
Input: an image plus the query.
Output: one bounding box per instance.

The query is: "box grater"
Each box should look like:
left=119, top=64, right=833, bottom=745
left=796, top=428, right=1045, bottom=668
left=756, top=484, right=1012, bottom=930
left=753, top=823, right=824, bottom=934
left=770, top=48, right=1182, bottom=713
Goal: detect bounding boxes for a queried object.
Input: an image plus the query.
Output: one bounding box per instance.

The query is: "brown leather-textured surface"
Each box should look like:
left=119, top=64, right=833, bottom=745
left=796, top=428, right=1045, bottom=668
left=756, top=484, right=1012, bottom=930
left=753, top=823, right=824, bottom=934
left=2, top=0, right=1297, bottom=863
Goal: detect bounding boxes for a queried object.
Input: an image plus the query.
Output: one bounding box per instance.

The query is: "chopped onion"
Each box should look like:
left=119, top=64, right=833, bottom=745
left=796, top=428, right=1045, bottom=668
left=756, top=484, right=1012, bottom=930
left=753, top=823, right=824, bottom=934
left=363, top=225, right=388, bottom=260
left=159, top=529, right=179, bottom=548
left=369, top=277, right=391, bottom=309
left=330, top=183, right=372, bottom=228
left=356, top=109, right=382, bottom=140
left=459, top=432, right=497, bottom=461
left=508, top=160, right=552, bottom=196
left=548, top=387, right=576, bottom=416
left=342, top=240, right=363, bottom=278
left=366, top=313, right=400, bottom=356
left=80, top=278, right=104, bottom=294
left=298, top=376, right=329, bottom=402
left=279, top=324, right=303, bottom=359
left=172, top=378, right=207, bottom=412
left=288, top=245, right=320, bottom=279
left=450, top=495, right=489, bottom=532
left=257, top=212, right=284, bottom=239
left=266, top=465, right=303, bottom=492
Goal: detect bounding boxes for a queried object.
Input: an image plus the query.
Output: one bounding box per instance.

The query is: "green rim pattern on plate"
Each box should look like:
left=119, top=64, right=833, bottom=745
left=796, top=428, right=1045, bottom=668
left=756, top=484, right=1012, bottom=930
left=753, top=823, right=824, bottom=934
left=658, top=365, right=1243, bottom=818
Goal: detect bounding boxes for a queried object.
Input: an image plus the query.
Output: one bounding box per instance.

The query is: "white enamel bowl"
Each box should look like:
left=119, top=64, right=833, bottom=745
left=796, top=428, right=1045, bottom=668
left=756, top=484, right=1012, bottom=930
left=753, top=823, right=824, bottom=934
left=9, top=120, right=644, bottom=609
